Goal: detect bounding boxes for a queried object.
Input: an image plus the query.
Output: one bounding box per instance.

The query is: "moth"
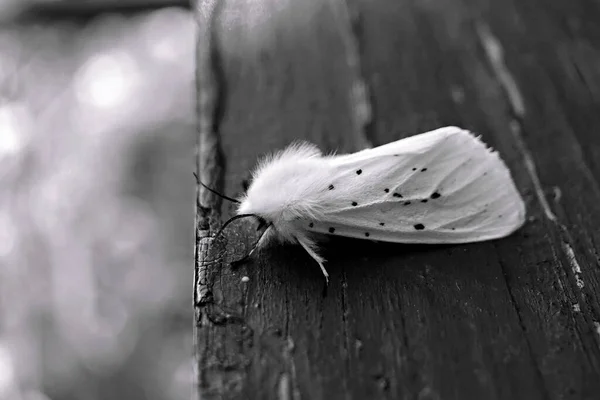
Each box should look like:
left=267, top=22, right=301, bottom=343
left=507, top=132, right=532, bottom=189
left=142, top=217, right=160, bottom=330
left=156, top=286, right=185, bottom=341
left=212, top=126, right=526, bottom=284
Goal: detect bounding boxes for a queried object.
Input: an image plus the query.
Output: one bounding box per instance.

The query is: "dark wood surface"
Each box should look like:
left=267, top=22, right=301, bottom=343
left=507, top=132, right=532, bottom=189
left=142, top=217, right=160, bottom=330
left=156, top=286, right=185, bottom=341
left=194, top=0, right=600, bottom=398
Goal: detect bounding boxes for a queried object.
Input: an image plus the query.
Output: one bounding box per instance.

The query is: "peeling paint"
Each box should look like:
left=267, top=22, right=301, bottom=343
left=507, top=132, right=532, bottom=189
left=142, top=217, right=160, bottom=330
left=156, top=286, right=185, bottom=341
left=553, top=186, right=562, bottom=202
left=562, top=242, right=585, bottom=289
left=196, top=235, right=217, bottom=304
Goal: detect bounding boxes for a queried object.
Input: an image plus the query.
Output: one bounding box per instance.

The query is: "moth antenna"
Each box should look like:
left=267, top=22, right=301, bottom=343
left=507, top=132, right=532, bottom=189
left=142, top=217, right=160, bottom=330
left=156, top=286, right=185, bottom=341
left=193, top=172, right=241, bottom=204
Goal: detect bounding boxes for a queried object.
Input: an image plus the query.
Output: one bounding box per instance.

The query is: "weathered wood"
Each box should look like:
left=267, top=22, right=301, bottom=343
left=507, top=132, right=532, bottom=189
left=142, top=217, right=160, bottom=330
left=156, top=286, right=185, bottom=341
left=194, top=0, right=600, bottom=398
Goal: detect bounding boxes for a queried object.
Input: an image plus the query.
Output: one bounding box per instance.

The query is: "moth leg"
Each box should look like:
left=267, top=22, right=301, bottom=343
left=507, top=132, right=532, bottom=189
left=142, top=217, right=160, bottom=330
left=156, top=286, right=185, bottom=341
left=231, top=225, right=272, bottom=267
left=296, top=235, right=329, bottom=286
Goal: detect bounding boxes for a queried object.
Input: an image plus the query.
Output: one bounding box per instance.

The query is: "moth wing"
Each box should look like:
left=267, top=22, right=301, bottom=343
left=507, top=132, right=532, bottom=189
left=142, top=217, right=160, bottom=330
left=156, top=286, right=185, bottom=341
left=307, top=126, right=526, bottom=243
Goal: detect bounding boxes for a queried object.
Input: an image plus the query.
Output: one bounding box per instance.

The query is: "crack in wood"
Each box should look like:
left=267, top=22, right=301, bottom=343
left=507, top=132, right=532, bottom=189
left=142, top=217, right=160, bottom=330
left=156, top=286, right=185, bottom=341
left=495, top=252, right=551, bottom=398
left=339, top=270, right=352, bottom=394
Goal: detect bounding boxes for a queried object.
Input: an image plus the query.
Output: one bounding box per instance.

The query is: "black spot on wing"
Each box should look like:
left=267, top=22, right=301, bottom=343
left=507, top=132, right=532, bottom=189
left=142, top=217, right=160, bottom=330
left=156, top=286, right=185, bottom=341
left=431, top=192, right=441, bottom=199
left=356, top=169, right=362, bottom=175
left=352, top=201, right=358, bottom=206
left=421, top=168, right=427, bottom=172
left=329, top=227, right=335, bottom=233
left=384, top=188, right=389, bottom=193
left=414, top=223, right=425, bottom=230
left=309, top=222, right=314, bottom=228
left=328, top=184, right=334, bottom=190
left=421, top=199, right=428, bottom=203
left=379, top=222, right=385, bottom=226
left=403, top=201, right=411, bottom=206
left=365, top=232, right=370, bottom=237
left=412, top=167, right=417, bottom=171
left=393, top=193, right=402, bottom=198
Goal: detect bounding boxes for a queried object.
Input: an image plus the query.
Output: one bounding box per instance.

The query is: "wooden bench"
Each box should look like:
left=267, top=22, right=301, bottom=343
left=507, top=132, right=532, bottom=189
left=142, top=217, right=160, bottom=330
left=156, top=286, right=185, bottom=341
left=194, top=0, right=600, bottom=398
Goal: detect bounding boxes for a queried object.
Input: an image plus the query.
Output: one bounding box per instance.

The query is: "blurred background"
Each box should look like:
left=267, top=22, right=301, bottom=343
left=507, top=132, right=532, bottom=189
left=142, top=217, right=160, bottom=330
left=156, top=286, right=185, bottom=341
left=0, top=1, right=195, bottom=399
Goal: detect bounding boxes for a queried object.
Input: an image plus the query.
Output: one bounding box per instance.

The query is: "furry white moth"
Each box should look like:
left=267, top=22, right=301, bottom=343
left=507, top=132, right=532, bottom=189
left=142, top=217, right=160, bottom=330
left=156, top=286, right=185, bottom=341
left=230, top=126, right=526, bottom=284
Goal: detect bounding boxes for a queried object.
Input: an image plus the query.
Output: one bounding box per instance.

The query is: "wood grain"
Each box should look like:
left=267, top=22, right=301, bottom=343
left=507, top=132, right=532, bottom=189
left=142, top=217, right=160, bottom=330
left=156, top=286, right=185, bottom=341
left=194, top=0, right=600, bottom=398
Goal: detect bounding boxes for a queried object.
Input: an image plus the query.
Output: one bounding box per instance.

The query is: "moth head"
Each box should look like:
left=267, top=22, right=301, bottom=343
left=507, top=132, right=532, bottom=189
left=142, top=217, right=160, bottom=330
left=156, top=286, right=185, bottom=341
left=238, top=165, right=322, bottom=225
left=237, top=178, right=293, bottom=224
left=237, top=141, right=324, bottom=227
left=237, top=196, right=281, bottom=225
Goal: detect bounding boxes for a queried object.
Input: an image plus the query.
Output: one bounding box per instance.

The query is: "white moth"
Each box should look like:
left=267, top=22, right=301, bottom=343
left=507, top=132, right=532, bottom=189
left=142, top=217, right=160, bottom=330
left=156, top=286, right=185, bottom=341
left=232, top=126, right=526, bottom=284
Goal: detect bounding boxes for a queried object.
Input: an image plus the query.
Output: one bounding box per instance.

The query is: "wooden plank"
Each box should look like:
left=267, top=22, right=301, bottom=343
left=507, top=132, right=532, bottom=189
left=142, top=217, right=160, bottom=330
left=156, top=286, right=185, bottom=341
left=194, top=0, right=600, bottom=398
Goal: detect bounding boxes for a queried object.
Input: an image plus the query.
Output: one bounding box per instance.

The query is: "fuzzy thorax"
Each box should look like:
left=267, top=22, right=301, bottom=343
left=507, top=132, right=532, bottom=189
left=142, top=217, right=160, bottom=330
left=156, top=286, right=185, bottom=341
left=237, top=143, right=329, bottom=242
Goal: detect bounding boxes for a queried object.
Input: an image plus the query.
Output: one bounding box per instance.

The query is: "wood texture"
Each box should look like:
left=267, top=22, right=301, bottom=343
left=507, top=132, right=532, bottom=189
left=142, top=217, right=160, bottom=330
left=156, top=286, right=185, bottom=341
left=194, top=0, right=600, bottom=398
